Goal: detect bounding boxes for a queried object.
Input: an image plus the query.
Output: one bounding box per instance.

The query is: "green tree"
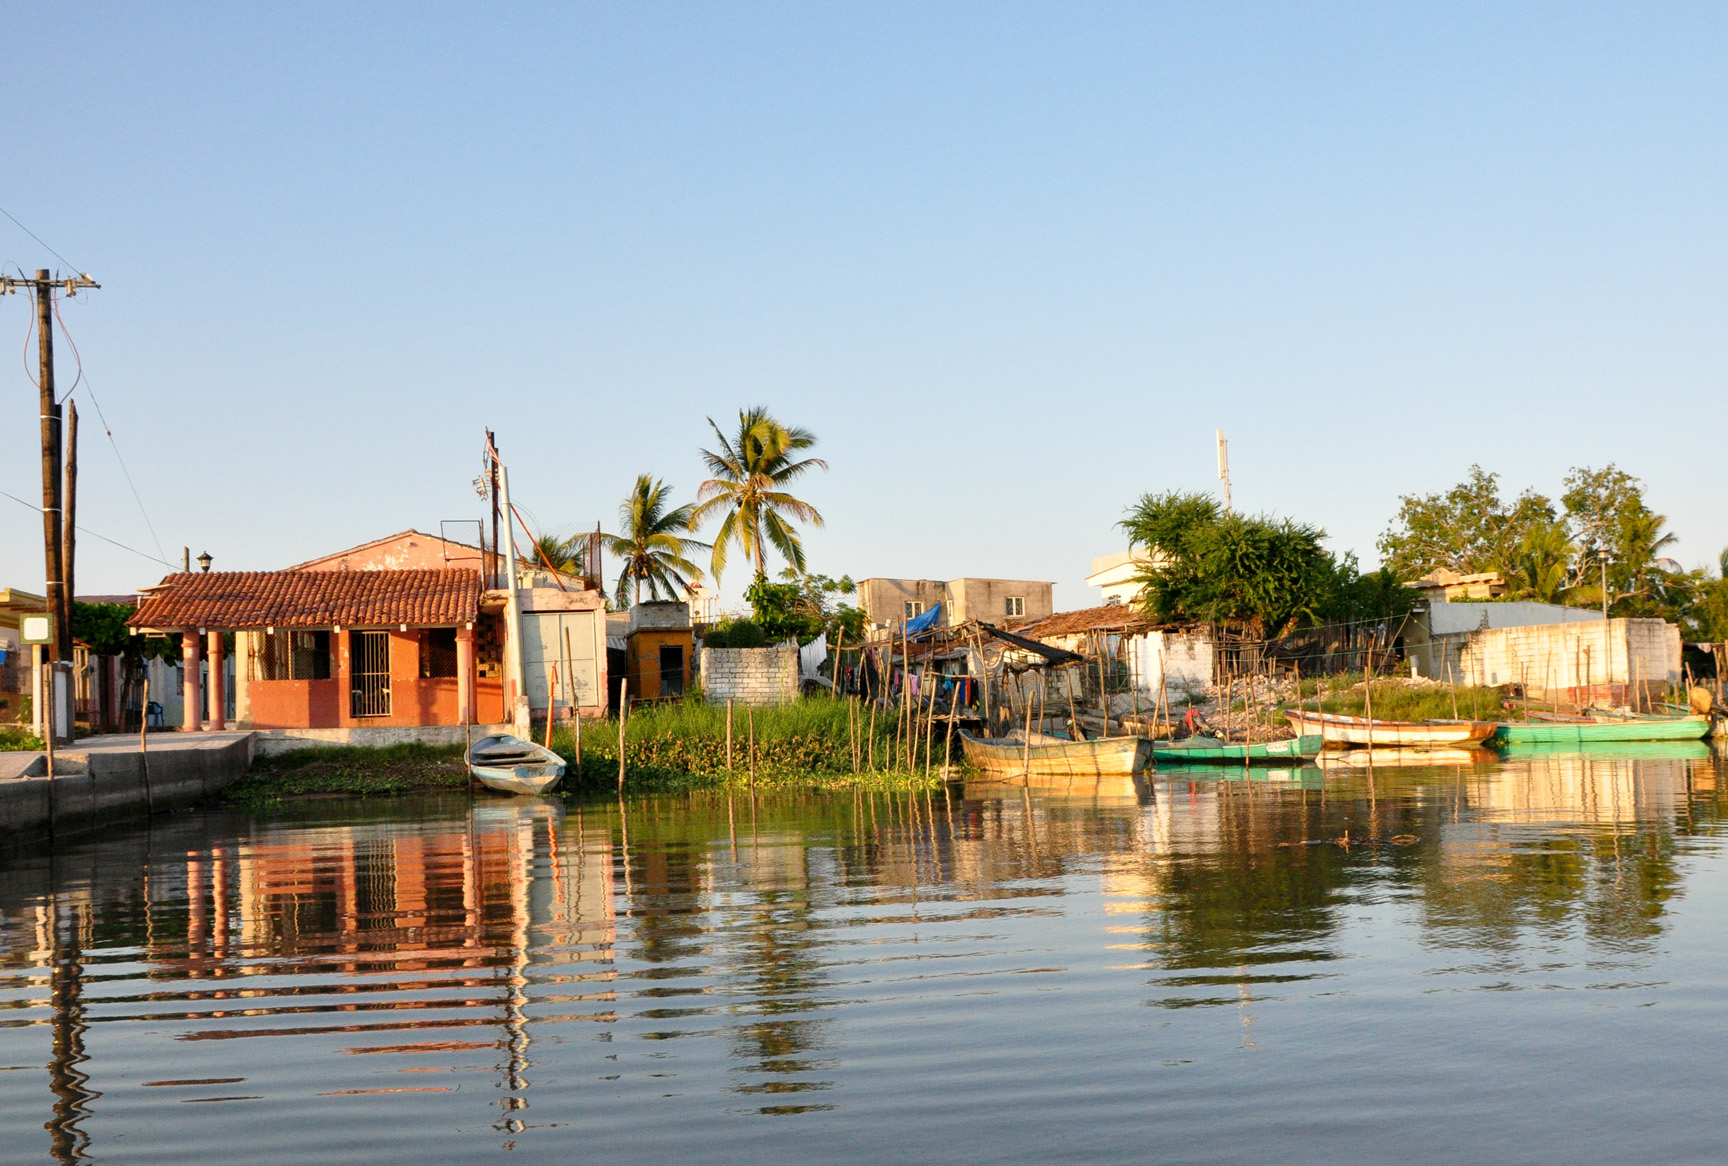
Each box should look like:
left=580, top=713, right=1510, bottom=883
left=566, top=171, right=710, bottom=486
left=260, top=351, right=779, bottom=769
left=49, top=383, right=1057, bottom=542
left=1121, top=492, right=1344, bottom=636
left=1377, top=466, right=1558, bottom=580
left=692, top=407, right=827, bottom=581
left=531, top=533, right=586, bottom=577
left=605, top=475, right=711, bottom=607
left=1505, top=519, right=1576, bottom=603
left=744, top=570, right=865, bottom=644
left=1561, top=464, right=1677, bottom=613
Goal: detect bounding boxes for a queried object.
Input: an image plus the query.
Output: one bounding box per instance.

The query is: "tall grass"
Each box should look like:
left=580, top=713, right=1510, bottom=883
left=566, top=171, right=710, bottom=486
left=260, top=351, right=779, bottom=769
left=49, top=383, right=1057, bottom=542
left=552, top=697, right=943, bottom=792
left=1286, top=675, right=1508, bottom=721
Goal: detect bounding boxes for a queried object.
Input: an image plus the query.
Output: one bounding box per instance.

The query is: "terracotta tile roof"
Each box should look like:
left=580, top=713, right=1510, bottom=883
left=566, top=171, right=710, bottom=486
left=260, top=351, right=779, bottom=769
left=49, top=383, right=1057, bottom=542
left=1014, top=603, right=1158, bottom=639
left=126, top=570, right=481, bottom=630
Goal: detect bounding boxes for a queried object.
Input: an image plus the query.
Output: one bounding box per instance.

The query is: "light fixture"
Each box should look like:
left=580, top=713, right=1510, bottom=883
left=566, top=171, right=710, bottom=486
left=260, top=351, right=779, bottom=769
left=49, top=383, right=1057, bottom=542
left=197, top=551, right=213, bottom=572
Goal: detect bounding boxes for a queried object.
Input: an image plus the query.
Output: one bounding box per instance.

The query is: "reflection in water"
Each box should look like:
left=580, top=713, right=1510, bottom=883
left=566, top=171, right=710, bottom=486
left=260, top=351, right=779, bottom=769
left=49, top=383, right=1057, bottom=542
left=0, top=749, right=1725, bottom=1160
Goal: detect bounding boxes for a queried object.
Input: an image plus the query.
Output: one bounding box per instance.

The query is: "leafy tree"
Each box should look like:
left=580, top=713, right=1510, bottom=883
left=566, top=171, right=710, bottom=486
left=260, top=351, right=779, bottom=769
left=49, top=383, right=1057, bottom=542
left=692, top=407, right=826, bottom=580
left=1560, top=464, right=1678, bottom=613
left=72, top=602, right=178, bottom=663
left=606, top=474, right=711, bottom=608
left=743, top=570, right=863, bottom=645
left=1377, top=466, right=1558, bottom=580
left=1122, top=492, right=1348, bottom=636
left=1505, top=518, right=1576, bottom=603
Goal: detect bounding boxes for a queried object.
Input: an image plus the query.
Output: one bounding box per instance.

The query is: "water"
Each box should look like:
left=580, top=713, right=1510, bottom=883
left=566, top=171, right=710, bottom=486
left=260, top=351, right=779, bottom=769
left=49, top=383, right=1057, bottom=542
left=3, top=749, right=1728, bottom=1163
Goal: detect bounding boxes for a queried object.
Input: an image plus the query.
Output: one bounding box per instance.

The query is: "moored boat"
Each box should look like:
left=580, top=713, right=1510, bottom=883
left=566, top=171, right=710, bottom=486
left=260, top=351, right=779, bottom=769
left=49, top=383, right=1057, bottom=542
left=959, top=730, right=1152, bottom=779
left=1487, top=714, right=1710, bottom=747
left=467, top=734, right=567, bottom=795
left=1152, top=734, right=1323, bottom=765
left=1285, top=709, right=1495, bottom=747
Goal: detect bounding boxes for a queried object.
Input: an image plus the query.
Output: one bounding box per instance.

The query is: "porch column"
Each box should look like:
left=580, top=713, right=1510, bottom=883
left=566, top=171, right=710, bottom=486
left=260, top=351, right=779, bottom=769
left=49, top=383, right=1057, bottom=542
left=456, top=624, right=475, bottom=725
left=207, top=629, right=226, bottom=731
left=181, top=630, right=203, bottom=732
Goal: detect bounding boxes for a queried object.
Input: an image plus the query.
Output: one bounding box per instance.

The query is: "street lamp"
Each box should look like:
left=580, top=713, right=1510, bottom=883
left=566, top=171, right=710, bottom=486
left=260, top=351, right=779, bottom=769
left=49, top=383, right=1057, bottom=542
left=197, top=551, right=213, bottom=573
left=1596, top=547, right=1610, bottom=619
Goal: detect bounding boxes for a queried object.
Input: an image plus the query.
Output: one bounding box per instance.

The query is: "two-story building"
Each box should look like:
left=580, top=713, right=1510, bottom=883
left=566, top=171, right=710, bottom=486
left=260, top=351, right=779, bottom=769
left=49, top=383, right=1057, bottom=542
left=855, top=577, right=1055, bottom=634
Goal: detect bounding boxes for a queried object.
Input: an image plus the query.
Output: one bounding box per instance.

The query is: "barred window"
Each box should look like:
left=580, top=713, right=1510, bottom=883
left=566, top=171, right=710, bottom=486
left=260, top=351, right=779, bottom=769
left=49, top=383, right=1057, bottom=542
left=420, top=629, right=459, bottom=679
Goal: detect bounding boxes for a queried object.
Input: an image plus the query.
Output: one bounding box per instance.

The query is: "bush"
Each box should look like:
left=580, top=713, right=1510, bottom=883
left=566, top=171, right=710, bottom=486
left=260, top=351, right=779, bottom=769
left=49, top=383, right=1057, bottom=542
left=703, top=619, right=769, bottom=649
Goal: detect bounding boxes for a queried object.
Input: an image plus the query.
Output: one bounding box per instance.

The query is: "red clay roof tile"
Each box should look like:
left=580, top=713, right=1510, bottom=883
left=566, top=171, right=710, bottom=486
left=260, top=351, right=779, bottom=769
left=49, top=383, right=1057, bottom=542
left=126, top=570, right=481, bottom=630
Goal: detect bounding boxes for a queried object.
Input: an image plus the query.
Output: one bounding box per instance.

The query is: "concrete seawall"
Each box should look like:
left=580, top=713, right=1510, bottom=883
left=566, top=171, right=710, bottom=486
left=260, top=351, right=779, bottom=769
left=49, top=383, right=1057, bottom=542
left=0, top=732, right=255, bottom=848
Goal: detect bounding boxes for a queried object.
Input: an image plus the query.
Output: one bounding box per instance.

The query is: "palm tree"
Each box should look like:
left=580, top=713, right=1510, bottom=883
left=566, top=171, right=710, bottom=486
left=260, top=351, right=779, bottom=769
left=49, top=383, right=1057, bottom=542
left=606, top=475, right=710, bottom=607
left=1505, top=521, right=1574, bottom=603
left=531, top=533, right=585, bottom=578
left=692, top=407, right=827, bottom=581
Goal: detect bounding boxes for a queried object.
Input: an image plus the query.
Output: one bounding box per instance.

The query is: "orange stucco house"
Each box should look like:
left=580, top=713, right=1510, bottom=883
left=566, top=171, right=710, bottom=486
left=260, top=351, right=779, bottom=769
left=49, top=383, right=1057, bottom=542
left=128, top=569, right=508, bottom=732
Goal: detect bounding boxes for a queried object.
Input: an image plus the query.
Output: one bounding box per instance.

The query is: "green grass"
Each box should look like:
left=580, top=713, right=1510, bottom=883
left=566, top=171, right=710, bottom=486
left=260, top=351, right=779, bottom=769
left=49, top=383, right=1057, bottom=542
left=1286, top=676, right=1509, bottom=721
left=225, top=743, right=470, bottom=808
left=0, top=726, right=44, bottom=752
left=552, top=697, right=946, bottom=793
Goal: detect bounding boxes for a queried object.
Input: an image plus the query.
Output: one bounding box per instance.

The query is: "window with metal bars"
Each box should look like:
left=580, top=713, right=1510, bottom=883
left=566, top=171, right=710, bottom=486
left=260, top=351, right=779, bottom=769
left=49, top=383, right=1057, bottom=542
left=419, top=629, right=458, bottom=679
left=349, top=631, right=391, bottom=717
left=259, top=630, right=330, bottom=680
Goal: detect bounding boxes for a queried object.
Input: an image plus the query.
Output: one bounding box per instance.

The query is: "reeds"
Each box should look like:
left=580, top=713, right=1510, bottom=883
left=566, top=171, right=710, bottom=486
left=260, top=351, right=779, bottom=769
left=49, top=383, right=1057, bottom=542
left=553, top=697, right=939, bottom=792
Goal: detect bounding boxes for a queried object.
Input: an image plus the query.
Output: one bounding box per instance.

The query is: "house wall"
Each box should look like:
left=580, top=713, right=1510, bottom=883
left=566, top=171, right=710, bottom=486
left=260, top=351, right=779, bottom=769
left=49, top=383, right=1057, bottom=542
left=1441, top=617, right=1681, bottom=707
left=236, top=627, right=504, bottom=729
left=699, top=645, right=799, bottom=706
left=947, top=579, right=1054, bottom=625
left=857, top=579, right=947, bottom=629
left=295, top=532, right=488, bottom=574
left=627, top=629, right=693, bottom=701
left=1128, top=630, right=1214, bottom=704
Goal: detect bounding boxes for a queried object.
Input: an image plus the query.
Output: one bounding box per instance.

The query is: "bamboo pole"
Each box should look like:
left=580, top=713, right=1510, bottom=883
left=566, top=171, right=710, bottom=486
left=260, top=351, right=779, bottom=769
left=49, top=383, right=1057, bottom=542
left=833, top=627, right=846, bottom=700
left=868, top=695, right=877, bottom=772
left=1098, top=648, right=1110, bottom=738
left=616, top=678, right=628, bottom=792
left=924, top=672, right=936, bottom=781
left=140, top=674, right=153, bottom=815
left=747, top=705, right=756, bottom=793
left=849, top=695, right=859, bottom=774
left=726, top=698, right=734, bottom=778
left=1446, top=659, right=1459, bottom=721
left=1021, top=679, right=1035, bottom=777
left=546, top=668, right=558, bottom=749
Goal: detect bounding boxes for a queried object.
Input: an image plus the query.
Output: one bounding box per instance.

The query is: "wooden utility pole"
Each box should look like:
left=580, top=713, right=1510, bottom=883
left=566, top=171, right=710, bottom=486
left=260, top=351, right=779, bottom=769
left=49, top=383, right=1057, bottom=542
left=485, top=429, right=501, bottom=587
left=4, top=270, right=99, bottom=668
left=63, top=400, right=77, bottom=657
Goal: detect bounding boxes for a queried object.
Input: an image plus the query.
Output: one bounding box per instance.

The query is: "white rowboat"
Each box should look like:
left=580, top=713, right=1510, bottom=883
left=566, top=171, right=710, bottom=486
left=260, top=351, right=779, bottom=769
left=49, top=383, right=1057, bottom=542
left=467, top=734, right=566, bottom=795
left=1285, top=710, right=1495, bottom=748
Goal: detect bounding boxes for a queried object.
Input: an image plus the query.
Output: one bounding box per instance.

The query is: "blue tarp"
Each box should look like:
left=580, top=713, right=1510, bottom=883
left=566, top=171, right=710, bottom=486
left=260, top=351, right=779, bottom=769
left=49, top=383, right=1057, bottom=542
left=904, top=603, right=942, bottom=636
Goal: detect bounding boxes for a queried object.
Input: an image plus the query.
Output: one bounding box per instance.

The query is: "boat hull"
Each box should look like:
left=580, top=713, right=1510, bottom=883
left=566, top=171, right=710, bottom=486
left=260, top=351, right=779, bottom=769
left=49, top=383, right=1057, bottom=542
left=467, top=734, right=567, bottom=795
left=959, top=731, right=1152, bottom=778
left=1285, top=711, right=1495, bottom=747
left=1152, top=735, right=1324, bottom=764
left=1488, top=715, right=1710, bottom=747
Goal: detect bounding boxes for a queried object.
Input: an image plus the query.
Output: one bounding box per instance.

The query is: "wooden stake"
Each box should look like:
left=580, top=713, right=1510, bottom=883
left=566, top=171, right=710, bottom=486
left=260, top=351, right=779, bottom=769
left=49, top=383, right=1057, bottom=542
left=868, top=697, right=877, bottom=772
left=140, top=673, right=153, bottom=815
left=747, top=705, right=756, bottom=793
left=726, top=698, right=734, bottom=777
left=546, top=668, right=558, bottom=749
left=617, top=678, right=628, bottom=792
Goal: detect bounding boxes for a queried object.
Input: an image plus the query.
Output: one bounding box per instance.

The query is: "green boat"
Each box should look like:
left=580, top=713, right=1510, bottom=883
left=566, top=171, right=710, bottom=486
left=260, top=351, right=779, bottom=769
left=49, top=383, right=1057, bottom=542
left=1487, top=714, right=1710, bottom=748
left=1152, top=734, right=1324, bottom=765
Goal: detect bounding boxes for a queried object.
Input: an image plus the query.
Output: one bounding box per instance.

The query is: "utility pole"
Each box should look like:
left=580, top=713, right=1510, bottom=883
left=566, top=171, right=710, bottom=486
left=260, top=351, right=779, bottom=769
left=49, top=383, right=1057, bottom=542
left=1216, top=429, right=1232, bottom=512
left=486, top=428, right=501, bottom=588
left=64, top=400, right=77, bottom=657
left=2, top=269, right=99, bottom=666
left=1598, top=547, right=1611, bottom=619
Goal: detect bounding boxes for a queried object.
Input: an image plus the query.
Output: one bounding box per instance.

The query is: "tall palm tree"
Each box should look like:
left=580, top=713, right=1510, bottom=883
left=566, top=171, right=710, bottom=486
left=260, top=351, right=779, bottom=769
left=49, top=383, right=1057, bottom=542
left=606, top=475, right=710, bottom=607
left=692, top=407, right=826, bottom=581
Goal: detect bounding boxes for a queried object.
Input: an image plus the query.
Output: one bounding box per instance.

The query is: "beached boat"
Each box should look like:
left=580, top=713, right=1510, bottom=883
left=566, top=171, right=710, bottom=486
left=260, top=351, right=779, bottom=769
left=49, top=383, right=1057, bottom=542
left=1151, top=734, right=1323, bottom=765
left=959, top=730, right=1152, bottom=779
left=1285, top=709, right=1495, bottom=747
left=467, top=734, right=567, bottom=794
left=1487, top=714, right=1710, bottom=748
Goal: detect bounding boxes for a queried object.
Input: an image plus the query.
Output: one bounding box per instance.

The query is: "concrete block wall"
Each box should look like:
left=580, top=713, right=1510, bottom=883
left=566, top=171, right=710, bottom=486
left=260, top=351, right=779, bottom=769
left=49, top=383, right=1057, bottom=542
left=699, top=645, right=800, bottom=707
left=1455, top=617, right=1680, bottom=706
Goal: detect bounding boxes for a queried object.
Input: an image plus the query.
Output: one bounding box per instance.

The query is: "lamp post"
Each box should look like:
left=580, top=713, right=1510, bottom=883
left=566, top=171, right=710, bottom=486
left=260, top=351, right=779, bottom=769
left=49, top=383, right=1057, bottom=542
left=1597, top=547, right=1610, bottom=619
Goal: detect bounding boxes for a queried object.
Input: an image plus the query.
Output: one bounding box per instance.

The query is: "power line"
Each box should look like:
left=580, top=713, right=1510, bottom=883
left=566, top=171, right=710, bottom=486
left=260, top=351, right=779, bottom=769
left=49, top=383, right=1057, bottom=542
left=48, top=296, right=169, bottom=563
left=0, top=485, right=176, bottom=570
left=0, top=205, right=81, bottom=275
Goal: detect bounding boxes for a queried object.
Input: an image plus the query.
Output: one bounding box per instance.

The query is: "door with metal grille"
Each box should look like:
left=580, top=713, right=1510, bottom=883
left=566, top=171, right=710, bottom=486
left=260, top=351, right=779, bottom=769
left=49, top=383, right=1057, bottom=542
left=350, top=631, right=391, bottom=717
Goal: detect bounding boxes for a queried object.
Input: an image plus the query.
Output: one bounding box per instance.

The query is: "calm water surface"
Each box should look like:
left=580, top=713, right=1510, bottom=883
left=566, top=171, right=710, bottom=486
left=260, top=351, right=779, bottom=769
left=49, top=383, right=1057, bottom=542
left=4, top=749, right=1728, bottom=1163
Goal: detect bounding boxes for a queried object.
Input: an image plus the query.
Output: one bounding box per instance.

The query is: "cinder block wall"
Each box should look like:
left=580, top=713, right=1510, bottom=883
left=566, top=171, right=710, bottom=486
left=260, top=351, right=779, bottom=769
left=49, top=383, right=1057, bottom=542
left=1456, top=617, right=1680, bottom=705
left=699, top=645, right=800, bottom=707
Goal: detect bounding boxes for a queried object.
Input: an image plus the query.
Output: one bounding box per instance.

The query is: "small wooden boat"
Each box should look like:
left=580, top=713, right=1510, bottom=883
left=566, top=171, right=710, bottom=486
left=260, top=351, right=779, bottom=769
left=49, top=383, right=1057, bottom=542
left=1493, top=738, right=1711, bottom=761
left=1314, top=746, right=1489, bottom=769
left=1151, top=734, right=1323, bottom=765
left=959, top=730, right=1152, bottom=779
left=1487, top=714, right=1710, bottom=747
left=467, top=734, right=566, bottom=795
left=1285, top=710, right=1495, bottom=747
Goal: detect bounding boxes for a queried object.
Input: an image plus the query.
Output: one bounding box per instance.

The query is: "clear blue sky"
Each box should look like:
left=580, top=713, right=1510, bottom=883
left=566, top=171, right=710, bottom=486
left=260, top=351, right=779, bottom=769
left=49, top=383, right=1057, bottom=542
left=3, top=4, right=1725, bottom=608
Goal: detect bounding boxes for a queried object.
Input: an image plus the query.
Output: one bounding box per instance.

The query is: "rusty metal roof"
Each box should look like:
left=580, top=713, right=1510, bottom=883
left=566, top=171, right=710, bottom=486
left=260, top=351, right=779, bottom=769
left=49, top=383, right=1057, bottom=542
left=127, top=570, right=481, bottom=630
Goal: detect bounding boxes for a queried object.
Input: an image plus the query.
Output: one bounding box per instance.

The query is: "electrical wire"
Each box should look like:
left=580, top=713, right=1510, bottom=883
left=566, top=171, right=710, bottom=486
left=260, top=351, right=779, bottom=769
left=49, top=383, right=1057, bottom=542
left=50, top=298, right=168, bottom=563
left=0, top=486, right=177, bottom=569
left=0, top=205, right=82, bottom=274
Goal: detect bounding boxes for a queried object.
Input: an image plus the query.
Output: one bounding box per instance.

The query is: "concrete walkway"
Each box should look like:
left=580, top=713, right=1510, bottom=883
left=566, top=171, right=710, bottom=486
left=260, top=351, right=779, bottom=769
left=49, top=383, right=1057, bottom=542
left=0, top=731, right=256, bottom=846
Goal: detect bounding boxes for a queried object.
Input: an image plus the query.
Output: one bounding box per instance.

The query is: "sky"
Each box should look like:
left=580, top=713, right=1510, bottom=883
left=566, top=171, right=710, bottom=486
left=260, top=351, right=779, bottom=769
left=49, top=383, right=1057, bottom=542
left=2, top=3, right=1725, bottom=611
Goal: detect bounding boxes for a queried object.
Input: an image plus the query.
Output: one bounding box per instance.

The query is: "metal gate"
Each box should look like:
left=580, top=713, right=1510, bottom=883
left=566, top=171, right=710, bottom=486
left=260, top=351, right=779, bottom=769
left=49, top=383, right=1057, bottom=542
left=350, top=631, right=391, bottom=717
